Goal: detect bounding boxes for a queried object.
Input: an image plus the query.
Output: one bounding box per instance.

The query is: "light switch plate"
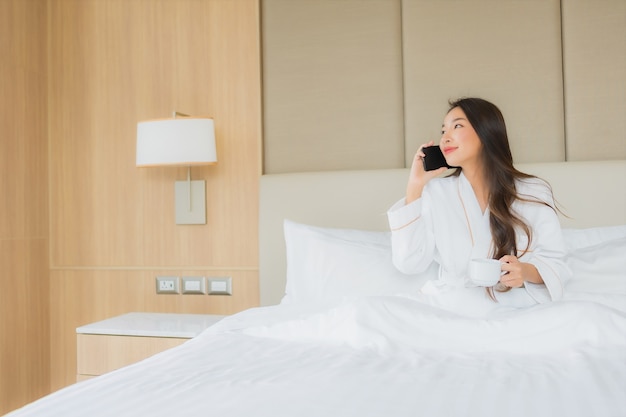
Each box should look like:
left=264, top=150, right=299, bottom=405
left=207, top=277, right=232, bottom=295
left=182, top=276, right=206, bottom=294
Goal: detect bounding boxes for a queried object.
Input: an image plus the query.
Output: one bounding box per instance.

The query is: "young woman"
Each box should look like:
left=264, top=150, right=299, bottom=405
left=387, top=98, right=570, bottom=306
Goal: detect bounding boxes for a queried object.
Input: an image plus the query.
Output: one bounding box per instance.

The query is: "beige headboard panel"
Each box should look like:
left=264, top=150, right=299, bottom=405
left=262, top=0, right=405, bottom=173
left=259, top=160, right=626, bottom=306
left=561, top=0, right=626, bottom=160
left=262, top=0, right=626, bottom=174
left=401, top=0, right=565, bottom=165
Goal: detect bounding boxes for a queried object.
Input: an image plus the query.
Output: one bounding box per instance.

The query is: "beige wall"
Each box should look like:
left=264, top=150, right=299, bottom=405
left=0, top=0, right=50, bottom=413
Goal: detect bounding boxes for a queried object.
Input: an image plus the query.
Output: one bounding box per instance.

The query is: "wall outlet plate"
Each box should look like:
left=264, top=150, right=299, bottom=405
left=207, top=277, right=232, bottom=295
left=156, top=276, right=180, bottom=294
left=182, top=276, right=206, bottom=294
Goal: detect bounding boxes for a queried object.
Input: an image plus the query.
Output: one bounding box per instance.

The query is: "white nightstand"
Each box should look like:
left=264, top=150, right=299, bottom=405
left=76, top=312, right=225, bottom=381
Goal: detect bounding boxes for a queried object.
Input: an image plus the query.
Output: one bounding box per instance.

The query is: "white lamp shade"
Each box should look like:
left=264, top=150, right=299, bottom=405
left=136, top=117, right=217, bottom=167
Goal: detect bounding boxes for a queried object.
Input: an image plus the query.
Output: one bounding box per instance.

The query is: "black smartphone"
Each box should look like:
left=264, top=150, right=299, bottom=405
left=422, top=146, right=452, bottom=171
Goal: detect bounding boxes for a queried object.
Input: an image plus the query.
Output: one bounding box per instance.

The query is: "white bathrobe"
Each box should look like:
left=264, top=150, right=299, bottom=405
left=387, top=172, right=571, bottom=307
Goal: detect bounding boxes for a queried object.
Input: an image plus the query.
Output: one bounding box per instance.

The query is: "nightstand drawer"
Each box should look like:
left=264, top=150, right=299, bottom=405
left=75, top=313, right=225, bottom=381
left=77, top=334, right=187, bottom=377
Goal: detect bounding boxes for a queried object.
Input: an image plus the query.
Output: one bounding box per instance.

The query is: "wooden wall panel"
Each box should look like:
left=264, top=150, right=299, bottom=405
left=0, top=0, right=49, bottom=413
left=48, top=0, right=261, bottom=391
left=48, top=0, right=261, bottom=268
left=0, top=0, right=49, bottom=240
left=0, top=240, right=49, bottom=413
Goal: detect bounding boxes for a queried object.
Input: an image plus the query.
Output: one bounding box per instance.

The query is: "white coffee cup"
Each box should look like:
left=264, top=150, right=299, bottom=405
left=468, top=258, right=503, bottom=287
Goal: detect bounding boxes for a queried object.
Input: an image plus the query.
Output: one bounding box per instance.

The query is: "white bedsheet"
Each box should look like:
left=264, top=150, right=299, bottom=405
left=8, top=291, right=626, bottom=417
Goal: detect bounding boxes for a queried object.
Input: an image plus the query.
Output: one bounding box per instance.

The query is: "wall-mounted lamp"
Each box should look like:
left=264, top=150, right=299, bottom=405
left=136, top=112, right=217, bottom=225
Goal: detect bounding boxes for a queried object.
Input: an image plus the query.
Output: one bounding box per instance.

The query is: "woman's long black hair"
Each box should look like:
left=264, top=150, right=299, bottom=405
left=448, top=98, right=554, bottom=298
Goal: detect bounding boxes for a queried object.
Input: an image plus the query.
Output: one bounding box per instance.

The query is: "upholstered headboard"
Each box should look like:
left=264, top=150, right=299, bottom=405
left=262, top=0, right=626, bottom=174
left=259, top=160, right=626, bottom=306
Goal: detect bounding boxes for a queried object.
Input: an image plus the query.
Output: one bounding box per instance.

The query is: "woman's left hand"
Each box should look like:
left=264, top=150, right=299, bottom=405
left=498, top=255, right=544, bottom=287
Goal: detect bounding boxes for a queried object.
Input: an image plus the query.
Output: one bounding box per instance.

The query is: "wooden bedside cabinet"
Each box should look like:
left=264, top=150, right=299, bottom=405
left=76, top=312, right=225, bottom=381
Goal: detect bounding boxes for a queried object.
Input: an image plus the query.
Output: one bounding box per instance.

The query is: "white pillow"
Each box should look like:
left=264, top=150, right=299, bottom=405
left=282, top=220, right=436, bottom=304
left=565, top=236, right=626, bottom=294
left=562, top=225, right=626, bottom=251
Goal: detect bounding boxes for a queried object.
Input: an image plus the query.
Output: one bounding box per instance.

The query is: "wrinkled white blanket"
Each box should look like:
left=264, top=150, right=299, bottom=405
left=8, top=292, right=626, bottom=417
left=215, top=296, right=626, bottom=356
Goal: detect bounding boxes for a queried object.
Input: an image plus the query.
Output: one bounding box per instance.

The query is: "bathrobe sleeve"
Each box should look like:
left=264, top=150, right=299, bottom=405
left=505, top=179, right=572, bottom=303
left=387, top=194, right=436, bottom=275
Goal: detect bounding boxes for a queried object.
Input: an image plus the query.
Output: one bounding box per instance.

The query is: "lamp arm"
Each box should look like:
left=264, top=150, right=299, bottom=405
left=187, top=166, right=192, bottom=211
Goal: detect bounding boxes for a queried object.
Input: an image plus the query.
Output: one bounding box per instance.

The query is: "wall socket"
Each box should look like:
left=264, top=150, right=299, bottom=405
left=182, top=276, right=206, bottom=294
left=156, top=276, right=180, bottom=294
left=207, top=277, right=232, bottom=295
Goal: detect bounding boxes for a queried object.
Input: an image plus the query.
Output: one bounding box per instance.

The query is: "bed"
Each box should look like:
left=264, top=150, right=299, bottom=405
left=7, top=160, right=626, bottom=417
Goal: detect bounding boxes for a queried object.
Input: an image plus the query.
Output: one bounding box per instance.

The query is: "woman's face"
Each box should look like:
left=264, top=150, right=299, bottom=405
left=439, top=107, right=483, bottom=171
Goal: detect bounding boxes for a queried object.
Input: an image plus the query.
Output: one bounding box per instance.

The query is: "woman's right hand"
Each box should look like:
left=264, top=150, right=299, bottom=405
left=405, top=141, right=448, bottom=204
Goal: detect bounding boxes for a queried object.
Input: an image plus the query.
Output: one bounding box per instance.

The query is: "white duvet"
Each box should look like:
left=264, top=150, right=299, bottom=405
left=9, top=291, right=626, bottom=417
